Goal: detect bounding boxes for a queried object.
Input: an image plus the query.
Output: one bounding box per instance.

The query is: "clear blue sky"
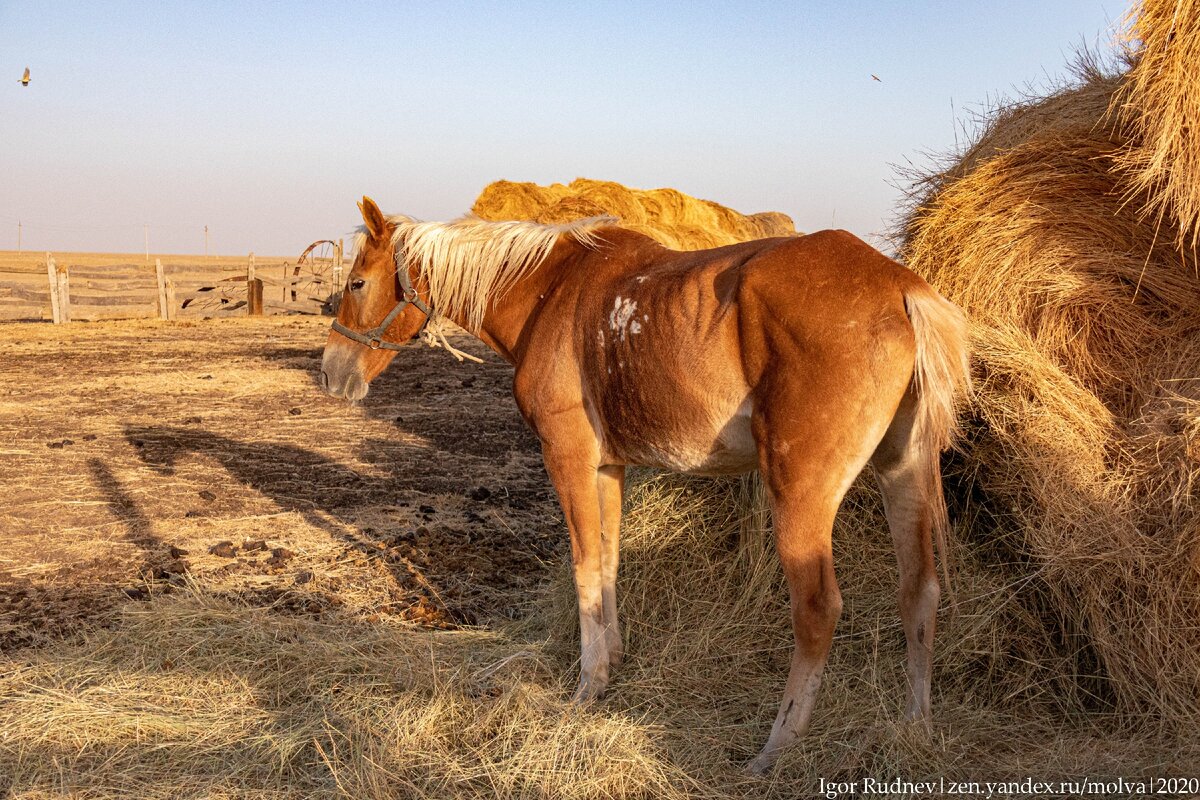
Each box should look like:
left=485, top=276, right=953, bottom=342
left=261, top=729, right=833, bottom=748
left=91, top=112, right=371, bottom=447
left=1, top=1, right=1122, bottom=257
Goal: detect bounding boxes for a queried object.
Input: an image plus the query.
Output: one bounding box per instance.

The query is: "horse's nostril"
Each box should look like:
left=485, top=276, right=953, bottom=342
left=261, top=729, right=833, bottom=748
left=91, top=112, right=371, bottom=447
left=345, top=374, right=368, bottom=402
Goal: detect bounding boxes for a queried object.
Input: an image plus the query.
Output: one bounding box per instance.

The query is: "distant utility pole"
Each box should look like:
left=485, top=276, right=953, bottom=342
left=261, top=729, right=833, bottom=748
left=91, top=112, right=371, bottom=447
left=144, top=224, right=149, bottom=263
left=17, top=220, right=21, bottom=253
left=204, top=225, right=209, bottom=258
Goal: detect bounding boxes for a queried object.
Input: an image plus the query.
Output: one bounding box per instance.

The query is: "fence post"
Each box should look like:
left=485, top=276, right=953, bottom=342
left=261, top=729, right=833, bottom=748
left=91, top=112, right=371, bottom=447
left=245, top=252, right=260, bottom=315
left=46, top=253, right=61, bottom=323
left=248, top=277, right=264, bottom=316
left=155, top=258, right=169, bottom=320
left=56, top=261, right=71, bottom=323
left=165, top=278, right=177, bottom=321
left=332, top=239, right=344, bottom=292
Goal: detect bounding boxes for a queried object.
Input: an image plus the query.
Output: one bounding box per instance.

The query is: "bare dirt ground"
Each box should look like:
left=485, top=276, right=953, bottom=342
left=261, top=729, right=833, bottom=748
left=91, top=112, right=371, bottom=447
left=0, top=316, right=562, bottom=652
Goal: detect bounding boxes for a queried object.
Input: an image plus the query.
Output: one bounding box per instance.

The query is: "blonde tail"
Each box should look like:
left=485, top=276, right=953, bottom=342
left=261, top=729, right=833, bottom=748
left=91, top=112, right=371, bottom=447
left=903, top=283, right=971, bottom=596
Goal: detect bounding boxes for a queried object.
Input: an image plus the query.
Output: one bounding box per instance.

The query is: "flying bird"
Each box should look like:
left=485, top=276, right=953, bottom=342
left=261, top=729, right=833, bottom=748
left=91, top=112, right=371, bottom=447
left=871, top=74, right=882, bottom=82
left=19, top=67, right=30, bottom=86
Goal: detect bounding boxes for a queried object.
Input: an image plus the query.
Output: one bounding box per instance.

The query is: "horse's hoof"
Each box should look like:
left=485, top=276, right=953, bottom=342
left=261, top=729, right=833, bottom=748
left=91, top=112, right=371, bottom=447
left=745, top=754, right=774, bottom=776
left=903, top=709, right=933, bottom=739
left=570, top=680, right=605, bottom=705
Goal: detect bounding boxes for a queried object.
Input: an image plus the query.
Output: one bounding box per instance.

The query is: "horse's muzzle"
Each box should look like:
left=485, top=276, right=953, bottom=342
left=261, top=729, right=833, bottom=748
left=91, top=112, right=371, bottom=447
left=319, top=349, right=369, bottom=402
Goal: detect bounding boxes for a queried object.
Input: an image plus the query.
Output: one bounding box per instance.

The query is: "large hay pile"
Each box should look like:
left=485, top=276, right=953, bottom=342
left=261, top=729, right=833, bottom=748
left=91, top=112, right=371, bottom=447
left=900, top=0, right=1200, bottom=721
left=471, top=178, right=797, bottom=250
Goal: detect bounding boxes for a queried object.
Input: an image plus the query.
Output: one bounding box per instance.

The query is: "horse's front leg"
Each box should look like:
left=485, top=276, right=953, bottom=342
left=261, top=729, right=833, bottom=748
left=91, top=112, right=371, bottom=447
left=598, top=465, right=626, bottom=669
left=541, top=441, right=611, bottom=702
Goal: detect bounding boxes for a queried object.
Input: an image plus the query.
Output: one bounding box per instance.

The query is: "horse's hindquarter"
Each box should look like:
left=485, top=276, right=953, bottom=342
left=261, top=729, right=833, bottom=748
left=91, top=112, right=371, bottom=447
left=736, top=231, right=920, bottom=471
left=735, top=230, right=916, bottom=386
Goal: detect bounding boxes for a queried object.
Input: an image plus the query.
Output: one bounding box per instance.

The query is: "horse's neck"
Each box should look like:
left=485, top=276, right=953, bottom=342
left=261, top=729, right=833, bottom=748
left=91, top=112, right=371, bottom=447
left=465, top=236, right=579, bottom=364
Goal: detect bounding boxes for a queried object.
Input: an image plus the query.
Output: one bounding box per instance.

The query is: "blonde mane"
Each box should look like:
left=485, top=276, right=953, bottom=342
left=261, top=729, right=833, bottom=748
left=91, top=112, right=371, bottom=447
left=353, top=214, right=617, bottom=333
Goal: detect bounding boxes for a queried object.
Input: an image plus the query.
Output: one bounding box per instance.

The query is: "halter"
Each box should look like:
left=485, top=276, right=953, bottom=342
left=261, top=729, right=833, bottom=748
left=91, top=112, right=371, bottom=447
left=329, top=256, right=432, bottom=351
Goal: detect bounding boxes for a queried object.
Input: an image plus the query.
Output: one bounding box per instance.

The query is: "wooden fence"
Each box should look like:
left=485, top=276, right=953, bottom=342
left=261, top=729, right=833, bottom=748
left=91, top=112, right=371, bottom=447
left=0, top=245, right=344, bottom=323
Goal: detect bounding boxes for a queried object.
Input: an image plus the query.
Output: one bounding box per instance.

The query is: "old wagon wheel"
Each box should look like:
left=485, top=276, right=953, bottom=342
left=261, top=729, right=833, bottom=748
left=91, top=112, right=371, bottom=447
left=293, top=240, right=336, bottom=302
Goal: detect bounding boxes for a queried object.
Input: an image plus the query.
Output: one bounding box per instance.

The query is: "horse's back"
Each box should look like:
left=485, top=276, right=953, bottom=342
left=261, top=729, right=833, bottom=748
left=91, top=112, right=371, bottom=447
left=734, top=229, right=920, bottom=387
left=736, top=229, right=917, bottom=319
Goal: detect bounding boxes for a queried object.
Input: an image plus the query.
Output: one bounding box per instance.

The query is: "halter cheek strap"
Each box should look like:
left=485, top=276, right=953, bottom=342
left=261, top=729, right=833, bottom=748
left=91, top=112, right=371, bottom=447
left=329, top=264, right=432, bottom=351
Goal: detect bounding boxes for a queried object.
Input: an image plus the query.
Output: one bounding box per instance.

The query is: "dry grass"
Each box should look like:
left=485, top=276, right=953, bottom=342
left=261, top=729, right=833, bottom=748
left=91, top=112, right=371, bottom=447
left=1112, top=0, right=1200, bottom=247
left=5, top=460, right=1195, bottom=798
left=0, top=593, right=686, bottom=800
left=898, top=2, right=1200, bottom=728
left=0, top=249, right=290, bottom=273
left=471, top=178, right=797, bottom=250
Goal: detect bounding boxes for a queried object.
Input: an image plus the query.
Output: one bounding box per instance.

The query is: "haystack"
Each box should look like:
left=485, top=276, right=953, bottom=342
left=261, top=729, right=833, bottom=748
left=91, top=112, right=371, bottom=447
left=900, top=0, right=1200, bottom=720
left=471, top=178, right=797, bottom=250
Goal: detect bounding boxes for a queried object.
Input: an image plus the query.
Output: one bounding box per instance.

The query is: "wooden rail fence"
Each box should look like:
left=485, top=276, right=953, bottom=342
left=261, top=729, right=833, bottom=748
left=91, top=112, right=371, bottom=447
left=0, top=245, right=344, bottom=323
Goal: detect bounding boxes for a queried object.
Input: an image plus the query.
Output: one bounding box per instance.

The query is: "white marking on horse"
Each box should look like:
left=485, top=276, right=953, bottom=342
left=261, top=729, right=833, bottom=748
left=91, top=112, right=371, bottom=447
left=609, top=296, right=639, bottom=342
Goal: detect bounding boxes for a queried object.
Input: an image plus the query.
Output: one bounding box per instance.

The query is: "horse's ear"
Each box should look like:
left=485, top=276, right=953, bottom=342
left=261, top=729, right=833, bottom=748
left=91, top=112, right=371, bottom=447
left=358, top=195, right=388, bottom=241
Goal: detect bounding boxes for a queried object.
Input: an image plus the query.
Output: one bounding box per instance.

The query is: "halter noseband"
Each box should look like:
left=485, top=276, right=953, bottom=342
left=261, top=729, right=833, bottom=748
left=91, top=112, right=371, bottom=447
left=329, top=257, right=432, bottom=351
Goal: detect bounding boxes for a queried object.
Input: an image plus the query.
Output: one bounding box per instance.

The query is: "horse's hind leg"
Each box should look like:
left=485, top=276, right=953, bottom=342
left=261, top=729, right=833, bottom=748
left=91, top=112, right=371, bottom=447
left=746, top=400, right=887, bottom=774
left=871, top=389, right=940, bottom=724
left=745, top=479, right=843, bottom=775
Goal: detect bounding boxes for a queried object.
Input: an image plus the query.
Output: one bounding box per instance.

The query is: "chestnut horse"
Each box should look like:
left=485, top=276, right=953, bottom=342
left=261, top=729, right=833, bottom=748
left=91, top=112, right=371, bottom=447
left=320, top=197, right=970, bottom=772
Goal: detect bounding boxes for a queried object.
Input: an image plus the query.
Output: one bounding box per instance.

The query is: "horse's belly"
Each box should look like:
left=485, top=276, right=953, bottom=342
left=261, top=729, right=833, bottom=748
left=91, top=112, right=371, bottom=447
left=586, top=281, right=756, bottom=474
left=610, top=399, right=758, bottom=476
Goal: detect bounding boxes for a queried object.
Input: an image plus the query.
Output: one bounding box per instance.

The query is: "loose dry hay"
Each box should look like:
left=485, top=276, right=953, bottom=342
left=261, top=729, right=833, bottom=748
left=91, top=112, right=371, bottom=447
left=5, top=473, right=1195, bottom=799
left=1112, top=0, right=1200, bottom=248
left=471, top=178, right=797, bottom=250
left=0, top=591, right=675, bottom=800
left=899, top=1, right=1200, bottom=730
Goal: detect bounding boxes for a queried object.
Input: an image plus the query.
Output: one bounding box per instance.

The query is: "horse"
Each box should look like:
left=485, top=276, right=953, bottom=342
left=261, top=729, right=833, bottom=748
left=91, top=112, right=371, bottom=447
left=320, top=196, right=970, bottom=773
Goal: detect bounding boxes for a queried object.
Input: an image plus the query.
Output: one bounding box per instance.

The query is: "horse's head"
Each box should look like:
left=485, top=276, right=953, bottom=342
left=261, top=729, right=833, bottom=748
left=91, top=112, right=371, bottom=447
left=320, top=196, right=431, bottom=401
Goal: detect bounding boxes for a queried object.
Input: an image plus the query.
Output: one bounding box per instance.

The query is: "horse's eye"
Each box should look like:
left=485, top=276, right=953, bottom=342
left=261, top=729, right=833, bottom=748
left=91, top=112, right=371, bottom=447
left=350, top=279, right=366, bottom=291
